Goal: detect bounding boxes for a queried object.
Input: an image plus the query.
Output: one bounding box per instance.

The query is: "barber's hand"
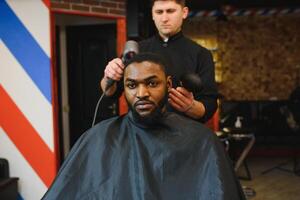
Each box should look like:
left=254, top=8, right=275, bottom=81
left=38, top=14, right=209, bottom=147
left=101, top=58, right=124, bottom=95
left=104, top=58, right=125, bottom=81
left=168, top=87, right=195, bottom=113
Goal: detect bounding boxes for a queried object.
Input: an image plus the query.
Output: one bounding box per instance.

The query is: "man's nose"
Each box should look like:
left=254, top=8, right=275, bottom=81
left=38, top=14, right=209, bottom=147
left=161, top=13, right=169, bottom=22
left=136, top=85, right=150, bottom=98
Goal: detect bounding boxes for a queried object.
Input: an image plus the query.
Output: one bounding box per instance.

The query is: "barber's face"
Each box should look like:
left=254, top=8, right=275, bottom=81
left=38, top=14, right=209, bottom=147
left=124, top=61, right=171, bottom=117
left=152, top=1, right=188, bottom=39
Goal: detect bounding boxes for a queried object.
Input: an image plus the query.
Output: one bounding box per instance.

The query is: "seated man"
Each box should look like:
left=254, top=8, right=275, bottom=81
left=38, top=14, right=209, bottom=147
left=42, top=53, right=245, bottom=200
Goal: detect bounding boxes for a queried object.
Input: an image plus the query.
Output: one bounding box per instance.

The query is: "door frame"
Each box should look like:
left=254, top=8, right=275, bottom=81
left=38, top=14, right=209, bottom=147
left=49, top=6, right=126, bottom=167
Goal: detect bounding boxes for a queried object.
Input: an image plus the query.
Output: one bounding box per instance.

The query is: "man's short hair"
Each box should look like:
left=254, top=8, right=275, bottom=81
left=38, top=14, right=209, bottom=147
left=125, top=52, right=168, bottom=75
left=150, top=0, right=186, bottom=7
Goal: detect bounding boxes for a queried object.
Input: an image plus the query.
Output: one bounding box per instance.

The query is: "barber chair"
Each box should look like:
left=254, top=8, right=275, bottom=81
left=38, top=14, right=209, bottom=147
left=0, top=158, right=19, bottom=200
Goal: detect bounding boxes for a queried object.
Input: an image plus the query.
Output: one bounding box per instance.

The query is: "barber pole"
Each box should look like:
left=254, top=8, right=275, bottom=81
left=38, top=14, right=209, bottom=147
left=0, top=0, right=57, bottom=199
left=189, top=7, right=300, bottom=18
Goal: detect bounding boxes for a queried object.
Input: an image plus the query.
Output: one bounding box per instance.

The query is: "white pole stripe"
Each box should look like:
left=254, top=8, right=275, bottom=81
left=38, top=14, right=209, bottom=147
left=195, top=11, right=205, bottom=17
left=0, top=128, right=48, bottom=200
left=208, top=10, right=217, bottom=17
left=6, top=0, right=50, bottom=57
left=280, top=9, right=289, bottom=14
left=244, top=10, right=252, bottom=16
left=257, top=10, right=265, bottom=15
left=0, top=40, right=54, bottom=152
left=269, top=9, right=277, bottom=15
left=232, top=11, right=240, bottom=16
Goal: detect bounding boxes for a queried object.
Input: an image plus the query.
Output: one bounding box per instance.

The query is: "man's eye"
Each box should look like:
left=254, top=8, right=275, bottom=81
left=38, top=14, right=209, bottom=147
left=166, top=9, right=176, bottom=14
left=148, top=81, right=158, bottom=87
left=155, top=10, right=163, bottom=14
left=127, top=83, right=136, bottom=89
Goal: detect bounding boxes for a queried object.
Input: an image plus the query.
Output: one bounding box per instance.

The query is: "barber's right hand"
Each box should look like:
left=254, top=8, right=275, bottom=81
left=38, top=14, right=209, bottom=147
left=104, top=58, right=125, bottom=81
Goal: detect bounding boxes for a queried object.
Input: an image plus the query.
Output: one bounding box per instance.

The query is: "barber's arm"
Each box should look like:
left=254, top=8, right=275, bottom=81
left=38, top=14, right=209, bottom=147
left=100, top=58, right=124, bottom=96
left=168, top=87, right=206, bottom=119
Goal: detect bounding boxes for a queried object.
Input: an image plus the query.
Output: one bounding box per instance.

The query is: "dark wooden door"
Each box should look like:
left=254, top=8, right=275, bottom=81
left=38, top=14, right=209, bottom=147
left=67, top=24, right=118, bottom=147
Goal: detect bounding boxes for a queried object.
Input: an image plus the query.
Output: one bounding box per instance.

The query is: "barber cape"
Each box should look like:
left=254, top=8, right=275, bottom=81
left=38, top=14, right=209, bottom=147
left=42, top=112, right=245, bottom=200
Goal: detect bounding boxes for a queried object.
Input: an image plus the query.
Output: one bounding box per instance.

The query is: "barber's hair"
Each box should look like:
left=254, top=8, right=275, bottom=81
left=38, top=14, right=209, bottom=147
left=151, top=0, right=186, bottom=7
left=125, top=52, right=168, bottom=75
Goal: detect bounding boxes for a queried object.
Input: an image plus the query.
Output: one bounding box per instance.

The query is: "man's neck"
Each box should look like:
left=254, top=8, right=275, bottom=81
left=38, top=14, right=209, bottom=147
left=159, top=33, right=169, bottom=41
left=159, top=29, right=181, bottom=41
left=158, top=31, right=183, bottom=42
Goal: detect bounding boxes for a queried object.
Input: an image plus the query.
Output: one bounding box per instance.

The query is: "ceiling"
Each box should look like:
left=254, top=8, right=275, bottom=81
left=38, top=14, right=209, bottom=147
left=187, top=0, right=300, bottom=10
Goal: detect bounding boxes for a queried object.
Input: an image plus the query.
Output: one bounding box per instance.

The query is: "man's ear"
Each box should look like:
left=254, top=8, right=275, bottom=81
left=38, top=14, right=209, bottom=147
left=182, top=6, right=189, bottom=19
left=167, top=76, right=172, bottom=89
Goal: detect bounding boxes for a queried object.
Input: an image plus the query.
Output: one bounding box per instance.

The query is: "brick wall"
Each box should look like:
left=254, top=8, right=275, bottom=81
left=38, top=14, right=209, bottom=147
left=183, top=15, right=300, bottom=100
left=50, top=0, right=126, bottom=17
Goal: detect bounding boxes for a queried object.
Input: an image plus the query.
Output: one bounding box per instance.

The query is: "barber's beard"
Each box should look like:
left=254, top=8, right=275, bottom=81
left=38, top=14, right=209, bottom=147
left=127, top=89, right=168, bottom=126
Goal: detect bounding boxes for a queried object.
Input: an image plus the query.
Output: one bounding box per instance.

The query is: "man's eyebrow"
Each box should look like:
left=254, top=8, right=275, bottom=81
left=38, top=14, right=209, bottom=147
left=124, top=78, right=135, bottom=82
left=125, top=75, right=158, bottom=82
left=144, top=75, right=159, bottom=81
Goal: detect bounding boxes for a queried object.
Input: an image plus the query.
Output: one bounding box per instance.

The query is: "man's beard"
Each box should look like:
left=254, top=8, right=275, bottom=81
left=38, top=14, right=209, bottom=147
left=127, top=88, right=168, bottom=126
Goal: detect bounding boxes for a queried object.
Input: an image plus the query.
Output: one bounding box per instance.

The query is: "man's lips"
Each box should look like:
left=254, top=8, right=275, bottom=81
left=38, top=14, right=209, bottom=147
left=134, top=101, right=155, bottom=110
left=161, top=25, right=171, bottom=28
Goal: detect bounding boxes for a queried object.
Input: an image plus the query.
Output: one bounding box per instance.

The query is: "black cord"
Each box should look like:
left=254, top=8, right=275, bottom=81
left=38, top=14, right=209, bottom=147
left=91, top=92, right=106, bottom=127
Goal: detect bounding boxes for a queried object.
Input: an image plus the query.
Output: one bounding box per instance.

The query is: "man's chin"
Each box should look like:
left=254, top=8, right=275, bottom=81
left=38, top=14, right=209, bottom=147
left=160, top=31, right=171, bottom=37
left=135, top=109, right=154, bottom=117
left=132, top=108, right=163, bottom=126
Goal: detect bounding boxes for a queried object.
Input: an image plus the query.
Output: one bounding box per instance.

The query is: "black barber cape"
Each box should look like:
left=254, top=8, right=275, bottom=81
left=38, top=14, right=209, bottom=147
left=43, top=112, right=245, bottom=200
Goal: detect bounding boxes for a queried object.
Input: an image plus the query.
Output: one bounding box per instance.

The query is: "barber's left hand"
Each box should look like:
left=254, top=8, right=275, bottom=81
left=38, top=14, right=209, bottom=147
left=168, top=87, right=194, bottom=113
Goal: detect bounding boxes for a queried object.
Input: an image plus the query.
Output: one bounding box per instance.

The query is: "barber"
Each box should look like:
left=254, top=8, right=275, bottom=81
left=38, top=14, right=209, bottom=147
left=100, top=0, right=218, bottom=122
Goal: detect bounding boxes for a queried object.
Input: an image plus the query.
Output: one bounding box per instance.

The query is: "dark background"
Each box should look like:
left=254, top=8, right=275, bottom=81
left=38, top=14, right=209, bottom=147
left=127, top=0, right=300, bottom=40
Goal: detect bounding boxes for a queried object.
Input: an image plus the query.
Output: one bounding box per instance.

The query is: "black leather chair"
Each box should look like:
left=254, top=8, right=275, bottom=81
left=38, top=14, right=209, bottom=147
left=0, top=158, right=19, bottom=200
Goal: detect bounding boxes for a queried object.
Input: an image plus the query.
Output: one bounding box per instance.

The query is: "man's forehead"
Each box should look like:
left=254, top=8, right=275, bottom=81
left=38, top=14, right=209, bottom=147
left=125, top=61, right=164, bottom=80
left=152, top=0, right=181, bottom=9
